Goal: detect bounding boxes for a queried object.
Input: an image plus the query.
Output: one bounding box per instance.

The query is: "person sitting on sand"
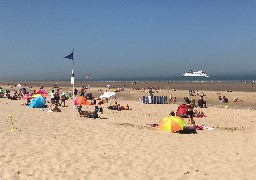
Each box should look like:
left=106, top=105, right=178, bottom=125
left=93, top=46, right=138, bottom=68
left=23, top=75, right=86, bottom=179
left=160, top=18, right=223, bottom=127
left=77, top=106, right=89, bottom=117
left=124, top=104, right=130, bottom=110
left=221, top=96, right=228, bottom=103
left=77, top=105, right=85, bottom=115
left=112, top=101, right=118, bottom=110
left=116, top=104, right=121, bottom=111
left=198, top=96, right=207, bottom=108
left=11, top=91, right=20, bottom=100
left=21, top=98, right=31, bottom=106
left=95, top=106, right=103, bottom=114
left=51, top=103, right=61, bottom=112
left=60, top=93, right=66, bottom=107
left=25, top=98, right=31, bottom=105
left=77, top=105, right=99, bottom=118
left=169, top=111, right=175, bottom=116
left=193, top=109, right=205, bottom=118
left=119, top=104, right=130, bottom=111
left=184, top=96, right=191, bottom=104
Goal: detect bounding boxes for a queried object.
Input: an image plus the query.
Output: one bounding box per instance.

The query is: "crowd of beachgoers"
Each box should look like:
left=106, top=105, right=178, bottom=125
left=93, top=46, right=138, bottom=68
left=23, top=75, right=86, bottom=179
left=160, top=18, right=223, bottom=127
left=1, top=82, right=256, bottom=179
left=0, top=82, right=246, bottom=131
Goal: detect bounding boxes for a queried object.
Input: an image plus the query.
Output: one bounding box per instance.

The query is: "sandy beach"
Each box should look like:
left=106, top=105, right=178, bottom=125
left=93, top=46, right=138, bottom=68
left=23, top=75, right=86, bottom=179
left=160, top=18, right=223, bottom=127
left=0, top=82, right=256, bottom=179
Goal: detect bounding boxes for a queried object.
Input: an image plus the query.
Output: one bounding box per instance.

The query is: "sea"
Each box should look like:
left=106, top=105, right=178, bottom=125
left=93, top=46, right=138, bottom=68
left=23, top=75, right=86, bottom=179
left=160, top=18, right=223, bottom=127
left=2, top=75, right=255, bottom=84
left=79, top=75, right=256, bottom=83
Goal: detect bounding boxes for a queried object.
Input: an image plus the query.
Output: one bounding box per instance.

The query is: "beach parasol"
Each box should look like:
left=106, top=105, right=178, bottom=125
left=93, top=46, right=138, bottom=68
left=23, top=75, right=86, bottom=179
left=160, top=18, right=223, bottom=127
left=36, top=90, right=47, bottom=94
left=32, top=94, right=47, bottom=99
left=100, top=91, right=116, bottom=99
left=32, top=94, right=42, bottom=98
left=74, top=96, right=90, bottom=106
left=159, top=116, right=186, bottom=133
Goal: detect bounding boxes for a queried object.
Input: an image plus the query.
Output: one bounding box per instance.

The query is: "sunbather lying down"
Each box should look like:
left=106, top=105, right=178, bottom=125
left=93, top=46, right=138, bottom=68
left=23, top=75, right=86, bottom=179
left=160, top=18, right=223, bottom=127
left=78, top=110, right=99, bottom=119
left=108, top=104, right=131, bottom=111
left=97, top=100, right=105, bottom=105
left=119, top=104, right=131, bottom=110
left=77, top=105, right=102, bottom=119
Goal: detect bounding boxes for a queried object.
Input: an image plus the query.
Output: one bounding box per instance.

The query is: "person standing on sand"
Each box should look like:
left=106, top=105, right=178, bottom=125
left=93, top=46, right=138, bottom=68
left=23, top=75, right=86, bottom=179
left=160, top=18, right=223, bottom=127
left=74, top=88, right=78, bottom=97
left=187, top=99, right=196, bottom=126
left=69, top=90, right=72, bottom=97
left=80, top=86, right=85, bottom=97
left=169, top=94, right=172, bottom=103
left=54, top=91, right=60, bottom=105
left=50, top=90, right=55, bottom=104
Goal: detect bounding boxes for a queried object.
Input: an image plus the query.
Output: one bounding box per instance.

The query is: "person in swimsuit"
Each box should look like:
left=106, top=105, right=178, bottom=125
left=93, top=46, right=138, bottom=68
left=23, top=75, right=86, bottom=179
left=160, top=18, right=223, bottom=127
left=187, top=99, right=196, bottom=126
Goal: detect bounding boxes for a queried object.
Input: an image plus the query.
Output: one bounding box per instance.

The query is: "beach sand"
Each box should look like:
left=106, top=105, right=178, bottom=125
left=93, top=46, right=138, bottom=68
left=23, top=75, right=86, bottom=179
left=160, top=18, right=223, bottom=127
left=0, top=83, right=256, bottom=179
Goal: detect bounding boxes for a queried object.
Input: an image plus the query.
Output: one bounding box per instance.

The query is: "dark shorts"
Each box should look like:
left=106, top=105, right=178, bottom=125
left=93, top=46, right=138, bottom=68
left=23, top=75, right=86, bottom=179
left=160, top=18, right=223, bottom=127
left=187, top=110, right=194, bottom=117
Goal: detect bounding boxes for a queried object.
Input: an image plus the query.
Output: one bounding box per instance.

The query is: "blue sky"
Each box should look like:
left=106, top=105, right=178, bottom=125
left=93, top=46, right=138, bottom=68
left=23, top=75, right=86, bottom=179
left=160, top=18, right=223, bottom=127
left=0, top=0, right=255, bottom=81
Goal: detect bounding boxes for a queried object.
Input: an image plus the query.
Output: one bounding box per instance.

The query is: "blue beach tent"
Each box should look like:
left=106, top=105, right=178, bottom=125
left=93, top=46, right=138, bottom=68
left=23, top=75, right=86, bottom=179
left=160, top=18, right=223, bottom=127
left=29, top=96, right=46, bottom=108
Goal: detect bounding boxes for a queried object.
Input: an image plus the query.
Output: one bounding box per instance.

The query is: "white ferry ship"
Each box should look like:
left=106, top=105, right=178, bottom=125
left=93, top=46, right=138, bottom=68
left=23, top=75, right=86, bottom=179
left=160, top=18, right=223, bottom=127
left=182, top=70, right=209, bottom=77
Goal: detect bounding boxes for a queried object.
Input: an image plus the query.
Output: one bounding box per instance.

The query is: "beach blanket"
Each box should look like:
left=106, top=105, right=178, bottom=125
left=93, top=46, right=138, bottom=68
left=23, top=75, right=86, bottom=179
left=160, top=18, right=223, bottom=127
left=196, top=125, right=214, bottom=130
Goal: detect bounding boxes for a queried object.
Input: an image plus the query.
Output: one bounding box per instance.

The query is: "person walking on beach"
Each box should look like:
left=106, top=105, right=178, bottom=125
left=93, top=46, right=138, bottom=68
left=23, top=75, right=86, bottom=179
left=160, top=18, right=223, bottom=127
left=80, top=86, right=85, bottom=97
left=50, top=90, right=55, bottom=104
left=169, top=94, right=172, bottom=103
left=54, top=90, right=60, bottom=105
left=187, top=99, right=196, bottom=126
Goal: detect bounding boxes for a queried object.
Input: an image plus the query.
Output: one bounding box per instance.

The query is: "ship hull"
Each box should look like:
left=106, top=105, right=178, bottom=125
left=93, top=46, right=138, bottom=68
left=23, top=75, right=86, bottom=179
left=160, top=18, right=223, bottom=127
left=182, top=74, right=209, bottom=77
left=182, top=70, right=209, bottom=77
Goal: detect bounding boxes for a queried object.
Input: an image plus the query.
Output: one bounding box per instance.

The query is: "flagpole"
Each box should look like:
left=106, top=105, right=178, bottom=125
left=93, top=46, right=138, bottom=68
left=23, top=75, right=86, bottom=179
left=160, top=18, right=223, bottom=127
left=72, top=49, right=75, bottom=108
